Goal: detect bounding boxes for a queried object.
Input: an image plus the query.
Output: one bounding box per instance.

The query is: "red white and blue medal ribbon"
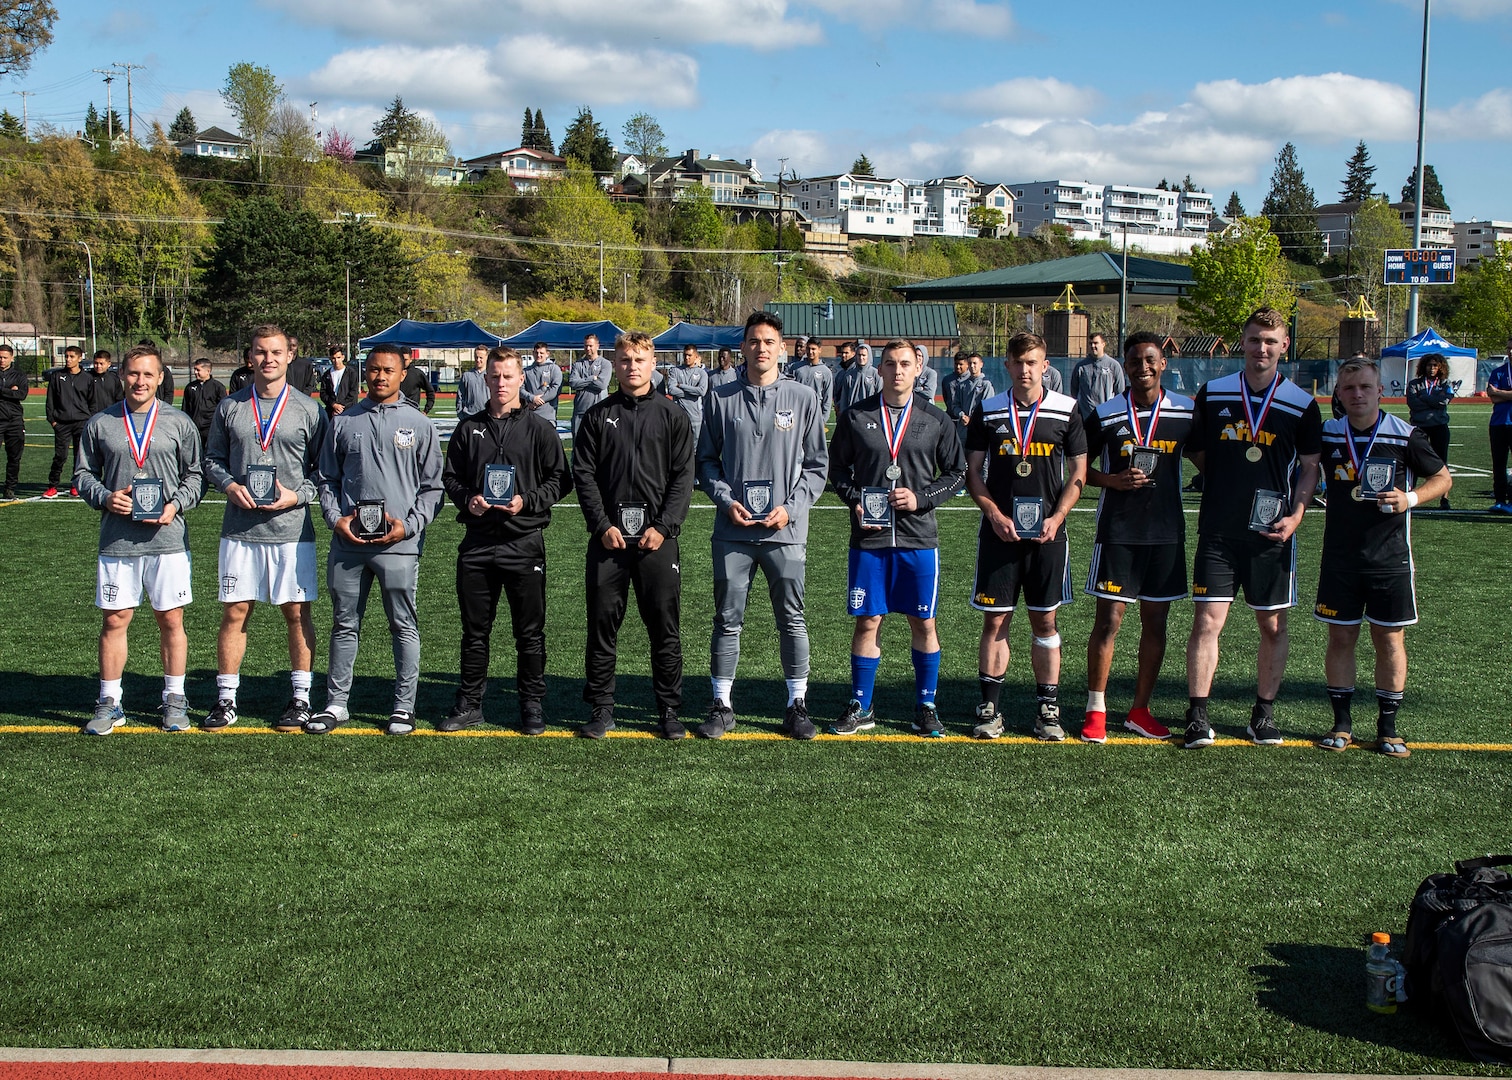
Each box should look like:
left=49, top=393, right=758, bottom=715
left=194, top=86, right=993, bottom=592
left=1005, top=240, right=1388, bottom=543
left=880, top=395, right=914, bottom=482
left=251, top=385, right=290, bottom=454
left=123, top=400, right=158, bottom=472
left=1008, top=394, right=1042, bottom=458
left=1240, top=374, right=1281, bottom=450
left=1126, top=392, right=1162, bottom=447
left=1345, top=411, right=1384, bottom=479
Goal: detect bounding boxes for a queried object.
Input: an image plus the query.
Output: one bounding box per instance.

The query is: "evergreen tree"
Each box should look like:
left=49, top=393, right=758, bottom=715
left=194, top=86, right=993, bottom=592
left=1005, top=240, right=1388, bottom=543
left=851, top=153, right=874, bottom=176
left=1181, top=174, right=1198, bottom=192
left=1339, top=140, right=1375, bottom=203
left=1401, top=164, right=1448, bottom=211
left=560, top=106, right=614, bottom=173
left=1156, top=178, right=1170, bottom=191
left=520, top=106, right=535, bottom=148
left=373, top=95, right=421, bottom=149
left=535, top=109, right=553, bottom=154
left=1224, top=191, right=1245, bottom=218
left=0, top=110, right=22, bottom=139
left=168, top=106, right=197, bottom=143
left=1261, top=142, right=1324, bottom=264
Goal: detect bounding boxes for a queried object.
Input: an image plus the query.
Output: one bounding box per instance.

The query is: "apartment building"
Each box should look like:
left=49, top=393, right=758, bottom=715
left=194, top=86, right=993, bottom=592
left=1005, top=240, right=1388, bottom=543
left=796, top=173, right=912, bottom=239
left=1009, top=179, right=1105, bottom=237
left=906, top=175, right=980, bottom=237
left=1456, top=219, right=1512, bottom=268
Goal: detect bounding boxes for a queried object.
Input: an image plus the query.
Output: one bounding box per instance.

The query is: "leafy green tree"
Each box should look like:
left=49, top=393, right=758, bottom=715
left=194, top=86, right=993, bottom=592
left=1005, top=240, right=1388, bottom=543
left=1223, top=191, right=1245, bottom=218
left=531, top=164, right=640, bottom=299
left=0, top=0, right=57, bottom=79
left=220, top=62, right=281, bottom=175
left=560, top=106, right=614, bottom=173
left=851, top=153, right=874, bottom=176
left=1180, top=216, right=1296, bottom=336
left=1261, top=141, right=1323, bottom=264
left=967, top=205, right=1005, bottom=236
left=1401, top=164, right=1448, bottom=211
left=168, top=107, right=197, bottom=143
left=1339, top=140, right=1375, bottom=203
left=1335, top=197, right=1408, bottom=311
left=373, top=95, right=421, bottom=149
left=269, top=101, right=318, bottom=161
left=1445, top=241, right=1512, bottom=354
left=621, top=112, right=667, bottom=160
left=672, top=184, right=722, bottom=248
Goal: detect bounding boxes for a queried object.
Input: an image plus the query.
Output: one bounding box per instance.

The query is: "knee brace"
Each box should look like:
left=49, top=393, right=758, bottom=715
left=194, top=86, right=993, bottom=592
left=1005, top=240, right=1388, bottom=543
left=1032, top=632, right=1062, bottom=649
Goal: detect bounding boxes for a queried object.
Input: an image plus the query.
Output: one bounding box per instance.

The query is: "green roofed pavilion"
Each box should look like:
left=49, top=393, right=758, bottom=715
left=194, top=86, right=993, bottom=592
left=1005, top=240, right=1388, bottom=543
left=895, top=252, right=1194, bottom=307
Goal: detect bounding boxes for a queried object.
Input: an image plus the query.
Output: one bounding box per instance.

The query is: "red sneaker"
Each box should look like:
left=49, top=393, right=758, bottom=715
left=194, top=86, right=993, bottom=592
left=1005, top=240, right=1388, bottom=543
left=43, top=486, right=58, bottom=499
left=69, top=486, right=78, bottom=497
left=1081, top=711, right=1107, bottom=743
left=1124, top=707, right=1170, bottom=739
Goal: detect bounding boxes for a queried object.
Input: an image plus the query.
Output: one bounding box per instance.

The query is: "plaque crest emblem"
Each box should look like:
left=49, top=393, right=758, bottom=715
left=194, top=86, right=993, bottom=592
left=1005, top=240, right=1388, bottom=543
left=863, top=491, right=890, bottom=520
left=486, top=470, right=510, bottom=499
left=775, top=409, right=795, bottom=431
left=1254, top=494, right=1282, bottom=523
left=358, top=503, right=385, bottom=534
left=135, top=485, right=160, bottom=514
left=620, top=505, right=646, bottom=537
left=1013, top=500, right=1043, bottom=534
left=248, top=469, right=274, bottom=500
left=1364, top=463, right=1392, bottom=492
left=745, top=484, right=771, bottom=515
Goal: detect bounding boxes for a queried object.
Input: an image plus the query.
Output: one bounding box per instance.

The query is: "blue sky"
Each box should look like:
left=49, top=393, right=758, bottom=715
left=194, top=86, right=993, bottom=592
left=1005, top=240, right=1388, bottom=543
left=11, top=0, right=1512, bottom=218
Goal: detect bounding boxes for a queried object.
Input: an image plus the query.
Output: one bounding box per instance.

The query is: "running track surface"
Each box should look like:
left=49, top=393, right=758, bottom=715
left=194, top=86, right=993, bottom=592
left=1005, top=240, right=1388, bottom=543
left=0, top=1071, right=920, bottom=1080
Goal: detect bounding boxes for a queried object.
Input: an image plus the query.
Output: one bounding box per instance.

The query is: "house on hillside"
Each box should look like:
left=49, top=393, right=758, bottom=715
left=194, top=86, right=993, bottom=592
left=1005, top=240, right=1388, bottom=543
left=463, top=146, right=567, bottom=191
left=174, top=126, right=250, bottom=160
left=355, top=138, right=466, bottom=186
left=619, top=149, right=796, bottom=225
left=795, top=173, right=912, bottom=239
left=907, top=176, right=979, bottom=238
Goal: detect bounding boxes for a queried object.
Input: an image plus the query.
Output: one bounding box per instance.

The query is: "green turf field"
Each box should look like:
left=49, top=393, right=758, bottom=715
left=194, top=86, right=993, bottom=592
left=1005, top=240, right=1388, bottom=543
left=2, top=393, right=1510, bottom=1072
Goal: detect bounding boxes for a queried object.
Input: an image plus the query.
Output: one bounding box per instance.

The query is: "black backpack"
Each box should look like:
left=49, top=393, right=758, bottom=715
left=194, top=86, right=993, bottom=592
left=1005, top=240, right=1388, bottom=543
left=1403, top=855, right=1512, bottom=1063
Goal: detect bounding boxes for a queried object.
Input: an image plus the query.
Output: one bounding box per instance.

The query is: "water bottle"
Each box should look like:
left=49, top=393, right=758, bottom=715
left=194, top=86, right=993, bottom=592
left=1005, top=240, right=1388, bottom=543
left=1366, top=932, right=1398, bottom=1013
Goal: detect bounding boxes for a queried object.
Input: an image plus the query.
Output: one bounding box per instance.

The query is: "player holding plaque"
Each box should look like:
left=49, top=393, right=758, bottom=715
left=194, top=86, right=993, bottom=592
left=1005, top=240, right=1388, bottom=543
left=1081, top=332, right=1197, bottom=742
left=696, top=311, right=829, bottom=740
left=573, top=332, right=695, bottom=739
left=964, top=332, right=1086, bottom=741
left=311, top=343, right=444, bottom=736
left=827, top=340, right=965, bottom=736
left=203, top=325, right=327, bottom=734
left=1314, top=358, right=1450, bottom=757
left=441, top=347, right=570, bottom=734
left=75, top=344, right=203, bottom=734
left=1183, top=307, right=1323, bottom=749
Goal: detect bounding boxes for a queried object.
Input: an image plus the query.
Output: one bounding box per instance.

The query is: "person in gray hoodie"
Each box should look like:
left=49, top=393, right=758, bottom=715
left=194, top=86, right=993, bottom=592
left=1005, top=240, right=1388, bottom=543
left=309, top=342, right=444, bottom=736
left=568, top=333, right=613, bottom=437
left=524, top=341, right=563, bottom=428
left=833, top=339, right=881, bottom=415
left=76, top=343, right=203, bottom=734
left=455, top=344, right=491, bottom=420
left=666, top=343, right=710, bottom=440
left=202, top=324, right=327, bottom=734
left=695, top=310, right=828, bottom=740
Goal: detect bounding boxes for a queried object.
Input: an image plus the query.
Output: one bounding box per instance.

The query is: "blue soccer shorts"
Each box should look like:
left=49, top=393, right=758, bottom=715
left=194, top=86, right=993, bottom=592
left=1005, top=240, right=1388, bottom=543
left=847, top=547, right=940, bottom=619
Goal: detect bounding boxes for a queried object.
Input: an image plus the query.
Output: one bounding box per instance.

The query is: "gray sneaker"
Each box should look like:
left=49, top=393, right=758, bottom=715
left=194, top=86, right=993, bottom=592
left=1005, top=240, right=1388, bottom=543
left=85, top=697, right=124, bottom=736
left=971, top=701, right=1004, bottom=740
left=1033, top=702, right=1066, bottom=742
left=160, top=694, right=191, bottom=732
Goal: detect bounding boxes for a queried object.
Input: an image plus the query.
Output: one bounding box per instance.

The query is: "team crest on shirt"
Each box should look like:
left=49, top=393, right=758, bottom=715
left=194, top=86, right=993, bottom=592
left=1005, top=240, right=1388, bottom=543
left=775, top=409, right=795, bottom=431
left=101, top=584, right=118, bottom=603
left=395, top=428, right=416, bottom=450
left=850, top=587, right=866, bottom=608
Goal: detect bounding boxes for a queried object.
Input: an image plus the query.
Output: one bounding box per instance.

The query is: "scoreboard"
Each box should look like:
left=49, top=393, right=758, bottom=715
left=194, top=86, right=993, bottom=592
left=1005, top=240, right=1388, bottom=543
left=1384, top=249, right=1456, bottom=285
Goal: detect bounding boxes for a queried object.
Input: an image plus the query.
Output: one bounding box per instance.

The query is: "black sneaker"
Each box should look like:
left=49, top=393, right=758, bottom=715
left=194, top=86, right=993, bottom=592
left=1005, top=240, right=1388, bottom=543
left=829, top=699, right=875, bottom=736
left=202, top=699, right=238, bottom=732
left=659, top=708, right=687, bottom=740
left=520, top=700, right=546, bottom=736
left=786, top=698, right=816, bottom=740
left=385, top=710, right=416, bottom=736
left=1247, top=708, right=1284, bottom=746
left=580, top=707, right=615, bottom=739
left=275, top=699, right=311, bottom=733
left=696, top=700, right=735, bottom=739
left=912, top=704, right=945, bottom=737
left=438, top=702, right=483, bottom=732
left=1183, top=708, right=1215, bottom=749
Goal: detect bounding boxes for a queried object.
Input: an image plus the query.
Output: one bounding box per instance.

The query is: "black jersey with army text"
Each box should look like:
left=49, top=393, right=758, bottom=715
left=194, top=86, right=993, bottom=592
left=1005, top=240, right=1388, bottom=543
left=965, top=387, right=1086, bottom=542
left=1320, top=412, right=1444, bottom=571
left=1085, top=390, right=1195, bottom=545
left=1188, top=371, right=1322, bottom=539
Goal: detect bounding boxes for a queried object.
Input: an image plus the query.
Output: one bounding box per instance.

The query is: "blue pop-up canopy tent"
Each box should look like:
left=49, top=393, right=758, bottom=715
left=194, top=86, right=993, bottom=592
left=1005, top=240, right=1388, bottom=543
left=1378, top=328, right=1478, bottom=396
left=358, top=319, right=504, bottom=350
left=1380, top=327, right=1477, bottom=360
left=499, top=320, right=626, bottom=348
left=652, top=322, right=745, bottom=349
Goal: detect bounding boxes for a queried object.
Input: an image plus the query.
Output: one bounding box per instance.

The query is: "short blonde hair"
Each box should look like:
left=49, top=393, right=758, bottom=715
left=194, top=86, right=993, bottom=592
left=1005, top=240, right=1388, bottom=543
left=615, top=331, right=656, bottom=356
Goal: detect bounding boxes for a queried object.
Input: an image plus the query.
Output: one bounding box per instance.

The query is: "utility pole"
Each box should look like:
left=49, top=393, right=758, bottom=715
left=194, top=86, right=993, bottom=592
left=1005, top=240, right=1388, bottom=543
left=598, top=239, right=605, bottom=309
left=1118, top=223, right=1130, bottom=349
left=776, top=157, right=789, bottom=298
left=78, top=240, right=97, bottom=354
left=1407, top=0, right=1431, bottom=338
left=92, top=69, right=116, bottom=143
left=12, top=91, right=31, bottom=138
left=114, top=62, right=144, bottom=145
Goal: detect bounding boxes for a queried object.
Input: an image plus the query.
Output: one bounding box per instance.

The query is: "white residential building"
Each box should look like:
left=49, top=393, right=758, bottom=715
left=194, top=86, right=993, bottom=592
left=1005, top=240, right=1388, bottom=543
left=1008, top=179, right=1104, bottom=238
left=1391, top=202, right=1455, bottom=249
left=462, top=147, right=567, bottom=191
left=1178, top=190, right=1214, bottom=233
left=796, top=173, right=912, bottom=239
left=905, top=176, right=979, bottom=237
left=1103, top=183, right=1180, bottom=233
left=1456, top=220, right=1512, bottom=268
left=174, top=126, right=250, bottom=160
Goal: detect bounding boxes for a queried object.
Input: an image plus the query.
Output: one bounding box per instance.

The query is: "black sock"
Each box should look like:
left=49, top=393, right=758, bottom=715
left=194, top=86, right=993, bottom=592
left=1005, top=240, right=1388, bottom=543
left=1188, top=695, right=1209, bottom=714
left=1326, top=686, right=1354, bottom=732
left=1036, top=682, right=1058, bottom=705
left=1253, top=695, right=1275, bottom=719
left=1376, top=689, right=1403, bottom=739
left=979, top=672, right=1003, bottom=709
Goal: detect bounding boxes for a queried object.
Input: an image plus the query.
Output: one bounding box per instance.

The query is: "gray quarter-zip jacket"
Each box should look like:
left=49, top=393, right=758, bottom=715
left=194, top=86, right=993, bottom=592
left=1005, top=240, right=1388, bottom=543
left=667, top=363, right=709, bottom=428
left=524, top=360, right=562, bottom=425
left=569, top=356, right=613, bottom=418
left=77, top=401, right=204, bottom=556
left=697, top=369, right=828, bottom=545
left=206, top=385, right=326, bottom=544
left=833, top=361, right=881, bottom=414
left=317, top=396, right=443, bottom=557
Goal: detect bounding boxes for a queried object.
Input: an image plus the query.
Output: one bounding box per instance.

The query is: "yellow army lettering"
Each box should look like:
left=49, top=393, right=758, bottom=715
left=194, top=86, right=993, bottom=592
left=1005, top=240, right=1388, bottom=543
left=1315, top=603, right=1339, bottom=617
left=1219, top=424, right=1277, bottom=446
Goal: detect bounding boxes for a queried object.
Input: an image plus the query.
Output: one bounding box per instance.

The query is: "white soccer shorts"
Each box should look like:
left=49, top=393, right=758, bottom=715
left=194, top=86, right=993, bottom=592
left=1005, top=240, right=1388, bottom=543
left=218, top=538, right=318, bottom=605
left=96, top=551, right=193, bottom=612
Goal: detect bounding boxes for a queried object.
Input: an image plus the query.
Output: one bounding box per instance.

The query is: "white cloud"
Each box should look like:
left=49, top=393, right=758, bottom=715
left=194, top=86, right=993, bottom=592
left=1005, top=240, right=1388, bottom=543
left=747, top=129, right=835, bottom=178
left=928, top=0, right=1014, bottom=36
left=1190, top=73, right=1418, bottom=141
left=1435, top=88, right=1512, bottom=138
left=942, top=77, right=1099, bottom=118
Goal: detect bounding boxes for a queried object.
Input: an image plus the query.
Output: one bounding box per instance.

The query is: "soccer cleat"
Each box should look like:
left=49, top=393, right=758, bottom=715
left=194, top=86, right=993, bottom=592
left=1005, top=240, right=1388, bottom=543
left=202, top=699, right=237, bottom=732
left=160, top=694, right=192, bottom=732
left=579, top=707, right=615, bottom=739
left=384, top=711, right=416, bottom=736
left=520, top=700, right=546, bottom=736
left=658, top=707, right=687, bottom=741
left=1183, top=708, right=1215, bottom=749
left=275, top=699, right=311, bottom=733
left=696, top=700, right=735, bottom=739
left=84, top=697, right=124, bottom=735
left=1124, top=707, right=1170, bottom=739
left=972, top=701, right=1004, bottom=740
left=829, top=699, right=875, bottom=736
left=437, top=702, right=483, bottom=733
left=1033, top=702, right=1066, bottom=742
left=1247, top=712, right=1284, bottom=746
left=1080, top=711, right=1107, bottom=744
left=303, top=705, right=348, bottom=734
left=2, top=486, right=14, bottom=500
left=785, top=698, right=817, bottom=741
left=69, top=486, right=78, bottom=497
left=43, top=486, right=58, bottom=499
left=912, top=703, right=945, bottom=737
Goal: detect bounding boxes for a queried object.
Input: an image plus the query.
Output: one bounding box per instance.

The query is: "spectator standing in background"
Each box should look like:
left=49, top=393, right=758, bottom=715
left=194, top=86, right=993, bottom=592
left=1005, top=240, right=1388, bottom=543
left=0, top=344, right=27, bottom=499
left=708, top=346, right=739, bottom=388
left=179, top=358, right=226, bottom=452
left=86, top=350, right=123, bottom=414
left=320, top=346, right=359, bottom=418
left=1485, top=340, right=1512, bottom=513
left=1405, top=352, right=1454, bottom=510
left=1070, top=332, right=1128, bottom=420
left=568, top=333, right=613, bottom=437
left=45, top=345, right=91, bottom=498
left=523, top=341, right=562, bottom=428
left=228, top=349, right=255, bottom=394
left=666, top=344, right=709, bottom=441
left=399, top=353, right=435, bottom=415
left=456, top=344, right=490, bottom=421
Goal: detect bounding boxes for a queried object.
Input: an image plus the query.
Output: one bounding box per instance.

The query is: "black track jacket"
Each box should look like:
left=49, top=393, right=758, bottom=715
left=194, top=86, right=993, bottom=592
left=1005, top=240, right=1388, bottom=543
left=572, top=387, right=694, bottom=541
left=443, top=405, right=571, bottom=544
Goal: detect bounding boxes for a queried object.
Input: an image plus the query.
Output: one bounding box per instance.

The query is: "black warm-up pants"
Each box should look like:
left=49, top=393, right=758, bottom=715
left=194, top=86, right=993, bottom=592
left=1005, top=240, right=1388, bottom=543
left=584, top=535, right=683, bottom=712
left=49, top=421, right=83, bottom=486
left=455, top=532, right=548, bottom=710
left=0, top=420, right=21, bottom=491
left=1492, top=424, right=1512, bottom=503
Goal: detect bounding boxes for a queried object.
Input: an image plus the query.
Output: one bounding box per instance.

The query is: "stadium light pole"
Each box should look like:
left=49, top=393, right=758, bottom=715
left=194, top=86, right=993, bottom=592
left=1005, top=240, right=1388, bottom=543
left=77, top=240, right=97, bottom=354
left=1406, top=0, right=1431, bottom=338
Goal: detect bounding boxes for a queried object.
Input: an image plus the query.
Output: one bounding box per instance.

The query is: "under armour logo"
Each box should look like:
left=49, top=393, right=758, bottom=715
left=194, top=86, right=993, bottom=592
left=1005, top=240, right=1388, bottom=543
left=606, top=416, right=619, bottom=428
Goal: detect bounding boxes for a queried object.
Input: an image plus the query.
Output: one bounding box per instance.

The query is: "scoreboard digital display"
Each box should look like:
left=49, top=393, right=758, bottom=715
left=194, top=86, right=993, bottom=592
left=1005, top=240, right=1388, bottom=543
left=1384, top=249, right=1456, bottom=285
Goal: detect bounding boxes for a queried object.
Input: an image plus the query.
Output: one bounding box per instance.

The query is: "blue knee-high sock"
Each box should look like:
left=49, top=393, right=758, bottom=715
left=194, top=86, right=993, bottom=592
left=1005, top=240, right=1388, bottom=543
left=850, top=654, right=880, bottom=712
left=912, top=648, right=941, bottom=707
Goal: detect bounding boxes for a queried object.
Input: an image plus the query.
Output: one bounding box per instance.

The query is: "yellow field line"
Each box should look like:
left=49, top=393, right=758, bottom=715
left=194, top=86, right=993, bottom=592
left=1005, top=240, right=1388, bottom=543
left=1, top=723, right=1509, bottom=751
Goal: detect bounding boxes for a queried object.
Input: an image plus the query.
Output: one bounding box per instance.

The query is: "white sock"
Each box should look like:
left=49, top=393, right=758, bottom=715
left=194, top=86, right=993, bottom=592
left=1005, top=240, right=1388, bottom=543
left=1087, top=690, right=1106, bottom=713
left=216, top=673, right=240, bottom=705
left=100, top=678, right=122, bottom=704
left=786, top=677, right=808, bottom=705
left=290, top=670, right=312, bottom=704
left=711, top=677, right=733, bottom=707
left=163, top=674, right=185, bottom=702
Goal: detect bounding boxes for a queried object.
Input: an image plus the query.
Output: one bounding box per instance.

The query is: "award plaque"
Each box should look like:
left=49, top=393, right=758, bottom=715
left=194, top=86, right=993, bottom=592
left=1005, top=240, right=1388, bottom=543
left=482, top=463, right=517, bottom=506
left=1130, top=448, right=1161, bottom=480
left=1012, top=496, right=1045, bottom=539
left=130, top=477, right=165, bottom=521
left=742, top=479, right=774, bottom=517
left=1359, top=456, right=1397, bottom=501
left=1249, top=489, right=1287, bottom=532
left=860, top=487, right=893, bottom=528
left=618, top=502, right=649, bottom=539
left=354, top=500, right=389, bottom=541
left=245, top=464, right=278, bottom=507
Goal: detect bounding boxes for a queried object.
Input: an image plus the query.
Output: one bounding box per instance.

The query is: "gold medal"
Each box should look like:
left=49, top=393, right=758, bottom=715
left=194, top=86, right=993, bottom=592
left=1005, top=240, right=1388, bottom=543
left=1245, top=445, right=1263, bottom=462
left=1015, top=459, right=1032, bottom=478
left=1350, top=485, right=1364, bottom=502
